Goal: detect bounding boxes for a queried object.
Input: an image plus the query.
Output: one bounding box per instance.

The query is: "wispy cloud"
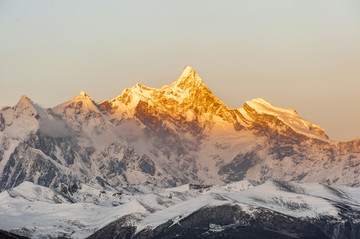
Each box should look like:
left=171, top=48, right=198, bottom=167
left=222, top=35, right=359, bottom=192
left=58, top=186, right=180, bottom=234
left=39, top=118, right=72, bottom=138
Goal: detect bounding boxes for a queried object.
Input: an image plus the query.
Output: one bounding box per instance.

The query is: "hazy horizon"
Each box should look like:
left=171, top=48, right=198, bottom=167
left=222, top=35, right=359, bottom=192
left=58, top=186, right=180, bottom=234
left=1, top=0, right=359, bottom=141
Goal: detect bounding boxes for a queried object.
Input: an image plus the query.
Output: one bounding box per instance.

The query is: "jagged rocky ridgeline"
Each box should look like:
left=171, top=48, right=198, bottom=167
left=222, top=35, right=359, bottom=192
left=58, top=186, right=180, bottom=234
left=0, top=66, right=359, bottom=190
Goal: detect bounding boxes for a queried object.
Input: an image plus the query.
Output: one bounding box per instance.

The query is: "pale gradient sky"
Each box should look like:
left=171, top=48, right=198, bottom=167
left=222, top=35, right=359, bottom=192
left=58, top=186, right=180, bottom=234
left=0, top=0, right=359, bottom=141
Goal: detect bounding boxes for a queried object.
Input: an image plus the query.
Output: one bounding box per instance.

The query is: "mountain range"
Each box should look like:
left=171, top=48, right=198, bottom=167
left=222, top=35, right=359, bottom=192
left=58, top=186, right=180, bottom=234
left=0, top=66, right=359, bottom=192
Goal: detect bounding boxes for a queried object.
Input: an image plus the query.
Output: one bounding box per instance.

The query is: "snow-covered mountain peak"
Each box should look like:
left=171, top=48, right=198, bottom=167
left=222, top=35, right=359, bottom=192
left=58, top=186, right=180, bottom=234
left=0, top=95, right=43, bottom=139
left=16, top=95, right=34, bottom=107
left=13, top=95, right=51, bottom=121
left=54, top=91, right=102, bottom=115
left=13, top=95, right=39, bottom=118
left=99, top=66, right=230, bottom=126
left=161, top=66, right=204, bottom=91
left=98, top=68, right=332, bottom=142
left=100, top=83, right=155, bottom=113
left=175, top=65, right=203, bottom=87
left=240, top=97, right=329, bottom=140
left=13, top=95, right=42, bottom=116
left=180, top=65, right=197, bottom=79
left=245, top=98, right=299, bottom=117
left=79, top=90, right=92, bottom=99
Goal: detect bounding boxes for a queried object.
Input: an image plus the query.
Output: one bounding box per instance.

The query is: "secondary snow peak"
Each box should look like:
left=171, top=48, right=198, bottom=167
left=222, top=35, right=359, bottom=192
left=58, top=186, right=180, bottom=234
left=78, top=90, right=94, bottom=101
left=16, top=95, right=34, bottom=107
left=53, top=91, right=103, bottom=115
left=80, top=90, right=90, bottom=98
left=241, top=97, right=329, bottom=140
left=14, top=95, right=40, bottom=116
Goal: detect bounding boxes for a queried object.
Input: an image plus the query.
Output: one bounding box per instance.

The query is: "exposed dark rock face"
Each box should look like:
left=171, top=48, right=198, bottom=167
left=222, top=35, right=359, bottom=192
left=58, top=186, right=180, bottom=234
left=86, top=214, right=140, bottom=239
left=28, top=131, right=82, bottom=166
left=87, top=205, right=340, bottom=239
left=135, top=101, right=163, bottom=130
left=310, top=200, right=360, bottom=239
left=0, top=113, right=5, bottom=131
left=0, top=229, right=29, bottom=239
left=189, top=184, right=212, bottom=190
left=59, top=182, right=80, bottom=196
left=138, top=154, right=156, bottom=176
left=312, top=216, right=360, bottom=239
left=1, top=143, right=64, bottom=190
left=219, top=152, right=260, bottom=182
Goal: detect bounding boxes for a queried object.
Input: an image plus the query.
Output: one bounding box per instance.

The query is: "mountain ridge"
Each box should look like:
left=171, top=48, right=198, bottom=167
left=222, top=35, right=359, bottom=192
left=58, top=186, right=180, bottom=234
left=0, top=66, right=359, bottom=191
left=7, top=65, right=350, bottom=142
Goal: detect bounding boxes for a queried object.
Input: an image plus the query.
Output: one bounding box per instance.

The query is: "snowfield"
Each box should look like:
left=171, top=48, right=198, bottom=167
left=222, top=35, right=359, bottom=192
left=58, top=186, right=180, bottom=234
left=0, top=179, right=359, bottom=238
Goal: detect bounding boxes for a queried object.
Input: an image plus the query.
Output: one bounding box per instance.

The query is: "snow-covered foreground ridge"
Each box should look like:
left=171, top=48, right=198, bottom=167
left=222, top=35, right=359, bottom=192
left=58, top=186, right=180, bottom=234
left=0, top=179, right=359, bottom=239
left=0, top=66, right=360, bottom=191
